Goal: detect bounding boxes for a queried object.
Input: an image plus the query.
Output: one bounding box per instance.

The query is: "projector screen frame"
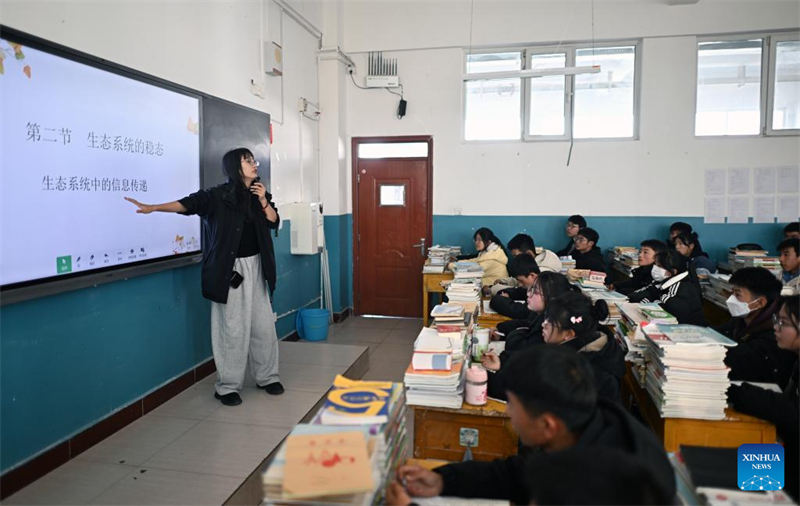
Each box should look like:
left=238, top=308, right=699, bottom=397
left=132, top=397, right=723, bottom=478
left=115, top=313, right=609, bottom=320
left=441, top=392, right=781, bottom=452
left=0, top=26, right=206, bottom=306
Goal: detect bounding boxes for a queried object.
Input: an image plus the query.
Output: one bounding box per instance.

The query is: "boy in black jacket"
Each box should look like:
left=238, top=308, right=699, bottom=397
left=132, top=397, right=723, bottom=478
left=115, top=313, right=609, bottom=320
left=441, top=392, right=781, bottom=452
left=716, top=267, right=797, bottom=389
left=572, top=227, right=606, bottom=272
left=490, top=254, right=539, bottom=320
left=608, top=239, right=667, bottom=295
left=556, top=215, right=586, bottom=257
left=395, top=346, right=675, bottom=505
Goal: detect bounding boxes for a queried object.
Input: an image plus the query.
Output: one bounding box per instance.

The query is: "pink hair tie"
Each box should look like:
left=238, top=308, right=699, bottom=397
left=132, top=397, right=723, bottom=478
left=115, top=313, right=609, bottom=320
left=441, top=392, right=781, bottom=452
left=570, top=316, right=583, bottom=324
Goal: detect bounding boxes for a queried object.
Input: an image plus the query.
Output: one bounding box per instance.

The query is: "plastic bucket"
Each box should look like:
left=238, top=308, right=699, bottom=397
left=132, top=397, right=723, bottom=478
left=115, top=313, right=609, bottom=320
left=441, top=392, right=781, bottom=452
left=296, top=309, right=330, bottom=341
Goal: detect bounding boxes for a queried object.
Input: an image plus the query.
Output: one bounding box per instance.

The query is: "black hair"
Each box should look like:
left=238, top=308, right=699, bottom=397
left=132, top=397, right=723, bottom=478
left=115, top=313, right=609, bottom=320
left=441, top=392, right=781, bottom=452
left=778, top=237, right=800, bottom=256
left=531, top=272, right=580, bottom=307
left=507, top=233, right=536, bottom=254
left=640, top=239, right=667, bottom=254
left=669, top=221, right=693, bottom=235
left=784, top=222, right=800, bottom=235
left=544, top=291, right=609, bottom=344
left=508, top=253, right=540, bottom=278
left=674, top=232, right=707, bottom=258
left=500, top=345, right=597, bottom=431
left=729, top=267, right=783, bottom=305
left=525, top=448, right=671, bottom=505
left=780, top=295, right=800, bottom=329
left=222, top=147, right=259, bottom=219
left=473, top=227, right=504, bottom=252
left=577, top=227, right=599, bottom=247
left=655, top=249, right=688, bottom=275
left=568, top=215, right=587, bottom=229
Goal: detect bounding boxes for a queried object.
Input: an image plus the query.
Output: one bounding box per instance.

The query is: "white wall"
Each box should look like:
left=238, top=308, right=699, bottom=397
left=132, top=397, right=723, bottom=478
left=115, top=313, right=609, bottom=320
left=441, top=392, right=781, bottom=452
left=1, top=0, right=322, bottom=209
left=342, top=0, right=800, bottom=217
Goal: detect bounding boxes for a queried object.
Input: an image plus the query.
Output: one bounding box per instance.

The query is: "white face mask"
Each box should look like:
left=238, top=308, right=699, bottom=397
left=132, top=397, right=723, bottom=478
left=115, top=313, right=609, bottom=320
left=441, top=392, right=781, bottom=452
left=651, top=265, right=668, bottom=282
left=726, top=295, right=754, bottom=318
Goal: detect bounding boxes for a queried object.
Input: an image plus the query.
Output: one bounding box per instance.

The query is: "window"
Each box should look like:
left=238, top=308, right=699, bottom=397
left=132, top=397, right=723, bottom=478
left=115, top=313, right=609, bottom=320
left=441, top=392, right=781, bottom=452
left=464, top=52, right=522, bottom=141
left=464, top=42, right=639, bottom=142
left=358, top=142, right=428, bottom=159
left=696, top=39, right=763, bottom=136
left=696, top=32, right=800, bottom=137
left=379, top=185, right=406, bottom=206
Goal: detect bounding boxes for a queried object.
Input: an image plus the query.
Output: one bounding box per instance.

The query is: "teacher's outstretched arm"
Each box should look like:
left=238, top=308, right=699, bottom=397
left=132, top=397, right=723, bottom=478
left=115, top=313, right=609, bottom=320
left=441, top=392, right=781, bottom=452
left=124, top=197, right=186, bottom=214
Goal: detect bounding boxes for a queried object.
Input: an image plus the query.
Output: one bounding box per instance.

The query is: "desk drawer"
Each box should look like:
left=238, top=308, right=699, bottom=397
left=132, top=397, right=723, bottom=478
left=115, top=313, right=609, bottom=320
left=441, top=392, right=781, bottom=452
left=413, top=408, right=518, bottom=462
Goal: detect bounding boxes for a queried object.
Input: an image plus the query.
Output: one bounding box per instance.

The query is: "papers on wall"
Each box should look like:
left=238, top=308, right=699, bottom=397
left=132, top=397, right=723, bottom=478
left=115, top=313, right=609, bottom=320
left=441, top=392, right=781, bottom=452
left=727, top=196, right=749, bottom=224
left=754, top=167, right=776, bottom=194
left=753, top=196, right=776, bottom=224
left=777, top=195, right=800, bottom=223
left=728, top=167, right=750, bottom=195
left=704, top=168, right=727, bottom=196
left=704, top=197, right=726, bottom=224
left=777, top=166, right=800, bottom=193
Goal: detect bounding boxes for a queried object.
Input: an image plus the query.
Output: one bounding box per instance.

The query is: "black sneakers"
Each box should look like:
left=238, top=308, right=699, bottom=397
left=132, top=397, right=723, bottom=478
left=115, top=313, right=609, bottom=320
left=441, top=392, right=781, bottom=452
left=259, top=382, right=285, bottom=395
left=214, top=392, right=242, bottom=406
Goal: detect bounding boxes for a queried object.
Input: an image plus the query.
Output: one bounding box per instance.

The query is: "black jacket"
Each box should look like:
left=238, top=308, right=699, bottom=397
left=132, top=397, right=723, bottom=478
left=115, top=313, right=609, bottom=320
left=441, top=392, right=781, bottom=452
left=608, top=264, right=653, bottom=295
left=728, top=361, right=799, bottom=500
left=179, top=182, right=280, bottom=303
left=564, top=326, right=626, bottom=403
left=716, top=300, right=798, bottom=389
left=628, top=272, right=707, bottom=326
left=490, top=288, right=531, bottom=320
left=556, top=240, right=576, bottom=258
left=434, top=399, right=676, bottom=505
left=488, top=314, right=545, bottom=400
left=573, top=247, right=606, bottom=272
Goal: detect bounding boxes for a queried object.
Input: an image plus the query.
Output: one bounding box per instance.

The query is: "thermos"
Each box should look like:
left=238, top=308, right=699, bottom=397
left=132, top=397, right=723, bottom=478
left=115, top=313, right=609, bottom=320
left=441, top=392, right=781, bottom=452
left=465, top=366, right=488, bottom=406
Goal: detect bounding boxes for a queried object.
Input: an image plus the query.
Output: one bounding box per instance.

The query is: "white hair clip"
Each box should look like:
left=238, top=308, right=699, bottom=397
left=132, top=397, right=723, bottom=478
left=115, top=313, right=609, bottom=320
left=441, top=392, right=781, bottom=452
left=570, top=316, right=583, bottom=324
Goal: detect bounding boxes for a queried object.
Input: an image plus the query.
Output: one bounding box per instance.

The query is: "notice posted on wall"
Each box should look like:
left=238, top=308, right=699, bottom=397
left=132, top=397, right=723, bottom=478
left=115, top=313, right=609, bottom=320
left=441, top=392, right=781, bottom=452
left=0, top=39, right=201, bottom=286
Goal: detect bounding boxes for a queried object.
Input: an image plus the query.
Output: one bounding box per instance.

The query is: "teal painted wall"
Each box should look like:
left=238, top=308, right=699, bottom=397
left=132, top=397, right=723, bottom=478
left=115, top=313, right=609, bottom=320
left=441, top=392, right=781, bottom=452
left=324, top=214, right=353, bottom=314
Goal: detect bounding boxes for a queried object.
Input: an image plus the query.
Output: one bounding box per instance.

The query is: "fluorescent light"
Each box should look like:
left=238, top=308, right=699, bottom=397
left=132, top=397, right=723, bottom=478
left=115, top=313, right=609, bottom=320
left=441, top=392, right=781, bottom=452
left=463, top=65, right=601, bottom=81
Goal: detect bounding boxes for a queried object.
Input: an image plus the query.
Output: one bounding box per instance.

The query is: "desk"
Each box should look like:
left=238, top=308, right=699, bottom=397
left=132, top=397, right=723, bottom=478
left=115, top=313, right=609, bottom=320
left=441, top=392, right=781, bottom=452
left=413, top=399, right=518, bottom=462
left=423, top=271, right=454, bottom=325
left=621, top=364, right=776, bottom=452
left=477, top=300, right=512, bottom=328
left=702, top=294, right=731, bottom=327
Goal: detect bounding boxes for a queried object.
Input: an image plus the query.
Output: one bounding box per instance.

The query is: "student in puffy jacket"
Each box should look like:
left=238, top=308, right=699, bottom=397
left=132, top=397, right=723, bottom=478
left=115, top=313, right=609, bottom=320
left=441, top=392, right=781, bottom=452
left=607, top=239, right=667, bottom=295
left=629, top=250, right=707, bottom=326
left=456, top=227, right=509, bottom=285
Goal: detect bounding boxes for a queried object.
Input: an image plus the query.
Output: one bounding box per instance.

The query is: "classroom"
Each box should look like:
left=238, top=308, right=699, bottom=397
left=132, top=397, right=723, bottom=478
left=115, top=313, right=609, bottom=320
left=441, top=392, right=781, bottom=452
left=0, top=0, right=799, bottom=504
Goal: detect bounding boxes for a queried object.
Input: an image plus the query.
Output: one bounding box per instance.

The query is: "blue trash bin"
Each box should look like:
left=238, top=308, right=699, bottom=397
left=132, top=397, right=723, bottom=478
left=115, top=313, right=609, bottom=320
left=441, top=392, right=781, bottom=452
left=296, top=308, right=330, bottom=341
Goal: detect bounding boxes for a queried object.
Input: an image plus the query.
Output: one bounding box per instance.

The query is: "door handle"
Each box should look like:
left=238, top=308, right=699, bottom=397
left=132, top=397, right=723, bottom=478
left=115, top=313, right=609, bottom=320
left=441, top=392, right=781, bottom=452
left=412, top=238, right=426, bottom=257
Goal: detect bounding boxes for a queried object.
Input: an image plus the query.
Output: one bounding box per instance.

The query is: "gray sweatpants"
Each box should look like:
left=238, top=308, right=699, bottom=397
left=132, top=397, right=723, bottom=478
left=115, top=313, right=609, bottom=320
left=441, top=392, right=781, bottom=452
left=211, top=254, right=280, bottom=395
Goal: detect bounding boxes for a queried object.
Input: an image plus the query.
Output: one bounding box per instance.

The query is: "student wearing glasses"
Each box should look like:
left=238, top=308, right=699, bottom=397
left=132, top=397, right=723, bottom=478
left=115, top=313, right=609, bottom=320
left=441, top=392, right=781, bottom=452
left=571, top=228, right=606, bottom=273
left=556, top=215, right=587, bottom=258
left=126, top=148, right=283, bottom=407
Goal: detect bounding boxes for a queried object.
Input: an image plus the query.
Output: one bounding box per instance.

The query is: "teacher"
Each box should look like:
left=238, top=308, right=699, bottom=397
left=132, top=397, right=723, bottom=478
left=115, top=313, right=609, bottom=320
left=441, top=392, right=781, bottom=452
left=125, top=148, right=282, bottom=407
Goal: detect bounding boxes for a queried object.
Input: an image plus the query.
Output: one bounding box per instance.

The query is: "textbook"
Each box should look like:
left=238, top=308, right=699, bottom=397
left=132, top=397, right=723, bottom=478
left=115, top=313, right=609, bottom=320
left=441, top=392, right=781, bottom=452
left=319, top=376, right=395, bottom=425
left=639, top=303, right=679, bottom=325
left=412, top=351, right=453, bottom=371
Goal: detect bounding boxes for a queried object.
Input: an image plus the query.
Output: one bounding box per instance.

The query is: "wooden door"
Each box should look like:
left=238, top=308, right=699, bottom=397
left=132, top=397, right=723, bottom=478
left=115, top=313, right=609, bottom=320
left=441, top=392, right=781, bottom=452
left=353, top=137, right=432, bottom=317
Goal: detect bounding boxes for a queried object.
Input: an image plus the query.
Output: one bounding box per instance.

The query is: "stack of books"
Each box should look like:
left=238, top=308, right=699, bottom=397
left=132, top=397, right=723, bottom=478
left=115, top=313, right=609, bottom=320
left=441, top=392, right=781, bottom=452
left=566, top=269, right=608, bottom=289
left=423, top=245, right=461, bottom=274
left=703, top=273, right=733, bottom=310
left=262, top=375, right=408, bottom=505
left=430, top=304, right=465, bottom=325
left=433, top=324, right=468, bottom=361
left=445, top=280, right=481, bottom=302
left=585, top=288, right=627, bottom=323
left=610, top=246, right=639, bottom=277
left=614, top=302, right=651, bottom=385
left=404, top=326, right=466, bottom=409
left=643, top=325, right=737, bottom=420
left=559, top=256, right=576, bottom=272
left=726, top=247, right=781, bottom=275
left=639, top=303, right=679, bottom=325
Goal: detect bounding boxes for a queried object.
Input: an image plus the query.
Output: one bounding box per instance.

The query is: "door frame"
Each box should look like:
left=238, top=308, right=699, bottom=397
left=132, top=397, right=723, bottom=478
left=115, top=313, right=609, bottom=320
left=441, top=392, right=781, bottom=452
left=351, top=135, right=434, bottom=316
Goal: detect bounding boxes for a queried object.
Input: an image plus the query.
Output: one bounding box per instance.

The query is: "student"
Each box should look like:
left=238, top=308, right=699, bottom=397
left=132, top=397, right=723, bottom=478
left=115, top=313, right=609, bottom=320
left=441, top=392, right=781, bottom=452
left=629, top=250, right=706, bottom=326
left=607, top=239, right=667, bottom=295
left=556, top=215, right=586, bottom=257
left=507, top=233, right=562, bottom=273
left=571, top=227, right=606, bottom=272
left=727, top=296, right=799, bottom=501
left=667, top=221, right=693, bottom=246
left=673, top=232, right=717, bottom=275
left=489, top=234, right=541, bottom=297
left=489, top=254, right=540, bottom=320
left=716, top=267, right=797, bottom=389
left=778, top=237, right=800, bottom=296
left=396, top=346, right=676, bottom=505
left=457, top=228, right=509, bottom=285
left=785, top=221, right=800, bottom=239
left=540, top=292, right=626, bottom=402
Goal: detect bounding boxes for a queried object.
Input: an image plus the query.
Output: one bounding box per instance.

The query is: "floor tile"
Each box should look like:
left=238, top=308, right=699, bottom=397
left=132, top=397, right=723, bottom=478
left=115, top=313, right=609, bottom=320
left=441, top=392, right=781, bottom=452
left=4, top=460, right=135, bottom=505
left=381, top=328, right=422, bottom=345
left=278, top=341, right=366, bottom=367
left=75, top=415, right=198, bottom=467
left=391, top=318, right=424, bottom=331
left=339, top=316, right=399, bottom=330
left=370, top=342, right=415, bottom=364
left=89, top=467, right=241, bottom=505
left=330, top=327, right=391, bottom=343
left=269, top=364, right=343, bottom=394
left=148, top=383, right=222, bottom=421
left=204, top=387, right=323, bottom=429
left=361, top=359, right=409, bottom=383
left=142, top=420, right=288, bottom=479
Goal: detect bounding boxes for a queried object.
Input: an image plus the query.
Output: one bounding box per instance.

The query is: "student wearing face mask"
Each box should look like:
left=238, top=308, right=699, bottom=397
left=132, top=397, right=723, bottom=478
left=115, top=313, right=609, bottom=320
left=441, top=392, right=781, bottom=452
left=628, top=250, right=706, bottom=326
left=714, top=267, right=797, bottom=389
left=607, top=239, right=667, bottom=295
left=727, top=295, right=799, bottom=501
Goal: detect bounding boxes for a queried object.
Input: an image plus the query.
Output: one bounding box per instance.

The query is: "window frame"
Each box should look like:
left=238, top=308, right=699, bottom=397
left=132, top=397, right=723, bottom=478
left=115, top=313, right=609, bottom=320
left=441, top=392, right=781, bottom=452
left=766, top=31, right=800, bottom=136
left=462, top=40, right=641, bottom=143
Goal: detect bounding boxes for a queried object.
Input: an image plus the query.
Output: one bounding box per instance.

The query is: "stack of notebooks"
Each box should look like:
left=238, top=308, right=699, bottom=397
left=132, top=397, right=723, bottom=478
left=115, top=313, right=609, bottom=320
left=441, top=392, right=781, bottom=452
left=614, top=302, right=653, bottom=384
left=610, top=246, right=639, bottom=277
left=726, top=247, right=781, bottom=275
left=445, top=280, right=482, bottom=302
left=404, top=327, right=466, bottom=409
left=643, top=325, right=737, bottom=420
left=703, top=273, right=733, bottom=310
left=430, top=304, right=466, bottom=325
left=423, top=245, right=461, bottom=274
left=262, top=376, right=408, bottom=505
left=584, top=289, right=627, bottom=323
left=559, top=256, right=576, bottom=272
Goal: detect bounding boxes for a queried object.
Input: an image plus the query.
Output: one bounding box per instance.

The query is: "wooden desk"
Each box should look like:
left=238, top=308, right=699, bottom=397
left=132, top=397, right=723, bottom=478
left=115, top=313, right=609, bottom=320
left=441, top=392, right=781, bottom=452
left=702, top=295, right=731, bottom=327
left=413, top=399, right=518, bottom=462
left=621, top=364, right=776, bottom=452
left=476, top=306, right=512, bottom=328
left=423, top=271, right=454, bottom=325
